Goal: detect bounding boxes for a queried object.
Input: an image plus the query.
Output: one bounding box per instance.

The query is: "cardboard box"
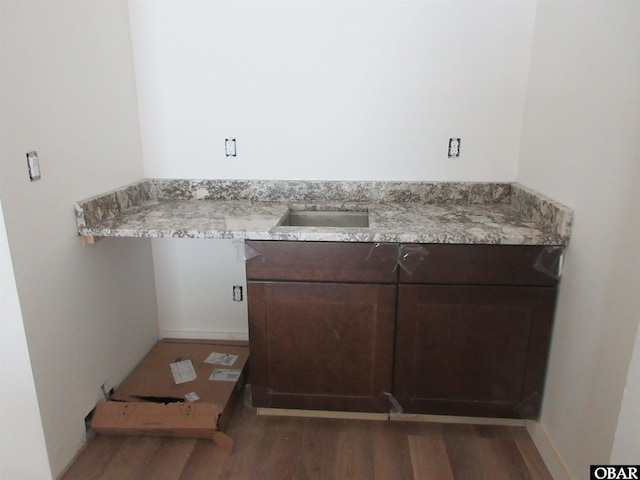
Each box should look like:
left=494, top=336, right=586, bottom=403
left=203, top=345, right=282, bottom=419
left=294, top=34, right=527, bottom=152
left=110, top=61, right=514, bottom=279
left=91, top=339, right=249, bottom=454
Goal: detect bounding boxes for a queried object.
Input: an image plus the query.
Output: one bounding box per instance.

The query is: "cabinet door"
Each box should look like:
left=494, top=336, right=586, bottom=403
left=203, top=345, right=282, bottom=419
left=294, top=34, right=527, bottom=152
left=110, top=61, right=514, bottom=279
left=394, top=285, right=556, bottom=419
left=248, top=281, right=396, bottom=412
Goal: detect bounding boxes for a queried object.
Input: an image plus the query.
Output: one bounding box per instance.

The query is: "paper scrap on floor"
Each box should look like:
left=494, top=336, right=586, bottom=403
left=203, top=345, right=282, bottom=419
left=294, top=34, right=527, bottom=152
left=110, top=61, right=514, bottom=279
left=205, top=352, right=238, bottom=366
left=185, top=392, right=200, bottom=402
left=170, top=359, right=197, bottom=384
left=210, top=369, right=242, bottom=382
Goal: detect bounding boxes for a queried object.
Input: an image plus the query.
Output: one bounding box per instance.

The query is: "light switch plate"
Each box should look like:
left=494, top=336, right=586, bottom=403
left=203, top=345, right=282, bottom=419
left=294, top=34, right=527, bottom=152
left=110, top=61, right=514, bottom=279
left=26, top=151, right=41, bottom=181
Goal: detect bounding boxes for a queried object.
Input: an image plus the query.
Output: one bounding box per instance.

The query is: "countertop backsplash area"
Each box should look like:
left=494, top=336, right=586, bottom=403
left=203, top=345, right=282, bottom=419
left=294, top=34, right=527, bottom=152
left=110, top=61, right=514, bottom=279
left=75, top=179, right=573, bottom=245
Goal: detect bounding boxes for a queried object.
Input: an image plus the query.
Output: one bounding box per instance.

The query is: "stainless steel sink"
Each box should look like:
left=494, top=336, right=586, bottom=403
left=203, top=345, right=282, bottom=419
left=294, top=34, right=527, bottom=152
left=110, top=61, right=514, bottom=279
left=277, top=209, right=369, bottom=228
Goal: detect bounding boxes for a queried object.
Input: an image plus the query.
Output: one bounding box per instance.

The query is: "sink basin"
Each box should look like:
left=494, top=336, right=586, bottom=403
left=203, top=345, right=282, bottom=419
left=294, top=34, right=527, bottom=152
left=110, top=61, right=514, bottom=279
left=277, top=209, right=369, bottom=228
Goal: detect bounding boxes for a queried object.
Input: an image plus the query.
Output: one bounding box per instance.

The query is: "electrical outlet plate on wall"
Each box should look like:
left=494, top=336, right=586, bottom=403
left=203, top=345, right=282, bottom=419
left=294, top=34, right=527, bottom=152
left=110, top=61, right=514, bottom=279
left=448, top=138, right=461, bottom=158
left=225, top=139, right=236, bottom=157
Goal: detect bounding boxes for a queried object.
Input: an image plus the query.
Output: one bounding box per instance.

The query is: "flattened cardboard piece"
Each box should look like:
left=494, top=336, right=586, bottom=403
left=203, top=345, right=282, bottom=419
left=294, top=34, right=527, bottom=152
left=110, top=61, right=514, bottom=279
left=92, top=339, right=248, bottom=451
left=91, top=401, right=219, bottom=436
left=111, top=340, right=248, bottom=410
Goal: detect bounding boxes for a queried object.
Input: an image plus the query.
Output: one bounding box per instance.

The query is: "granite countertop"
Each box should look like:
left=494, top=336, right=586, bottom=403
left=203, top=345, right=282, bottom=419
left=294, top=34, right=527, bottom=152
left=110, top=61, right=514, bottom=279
left=74, top=179, right=573, bottom=245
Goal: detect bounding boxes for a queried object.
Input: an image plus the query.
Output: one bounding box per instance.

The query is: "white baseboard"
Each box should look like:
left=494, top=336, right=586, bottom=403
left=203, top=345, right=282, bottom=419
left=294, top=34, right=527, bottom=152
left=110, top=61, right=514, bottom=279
left=159, top=329, right=249, bottom=341
left=526, top=420, right=573, bottom=480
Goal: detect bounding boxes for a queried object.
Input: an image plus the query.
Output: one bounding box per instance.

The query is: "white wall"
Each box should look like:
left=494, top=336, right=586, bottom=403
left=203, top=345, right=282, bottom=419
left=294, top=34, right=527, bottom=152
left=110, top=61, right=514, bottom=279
left=0, top=1, right=158, bottom=477
left=612, top=322, right=640, bottom=463
left=517, top=1, right=640, bottom=478
left=152, top=238, right=249, bottom=340
left=0, top=198, right=51, bottom=480
left=128, top=0, right=538, bottom=337
left=129, top=1, right=536, bottom=181
left=2, top=2, right=635, bottom=477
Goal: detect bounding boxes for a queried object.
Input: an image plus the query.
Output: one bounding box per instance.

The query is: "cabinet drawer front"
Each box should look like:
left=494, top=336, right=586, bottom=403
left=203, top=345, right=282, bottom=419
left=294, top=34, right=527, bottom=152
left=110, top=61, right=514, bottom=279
left=246, top=241, right=398, bottom=283
left=398, top=244, right=561, bottom=286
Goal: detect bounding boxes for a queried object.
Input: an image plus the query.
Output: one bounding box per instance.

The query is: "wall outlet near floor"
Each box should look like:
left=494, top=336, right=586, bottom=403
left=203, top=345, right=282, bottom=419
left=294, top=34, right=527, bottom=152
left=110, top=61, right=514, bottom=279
left=233, top=285, right=243, bottom=302
left=101, top=383, right=114, bottom=400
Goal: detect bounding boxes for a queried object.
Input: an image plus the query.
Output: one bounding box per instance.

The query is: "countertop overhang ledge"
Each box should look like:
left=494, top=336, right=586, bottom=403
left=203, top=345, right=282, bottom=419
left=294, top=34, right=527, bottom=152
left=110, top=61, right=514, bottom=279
left=74, top=179, right=573, bottom=245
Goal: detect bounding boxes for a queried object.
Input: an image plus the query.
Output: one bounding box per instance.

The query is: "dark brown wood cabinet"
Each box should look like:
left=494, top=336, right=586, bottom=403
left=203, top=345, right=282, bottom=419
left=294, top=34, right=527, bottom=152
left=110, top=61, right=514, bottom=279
left=246, top=241, right=397, bottom=412
left=394, top=285, right=557, bottom=419
left=245, top=241, right=562, bottom=419
left=395, top=244, right=561, bottom=419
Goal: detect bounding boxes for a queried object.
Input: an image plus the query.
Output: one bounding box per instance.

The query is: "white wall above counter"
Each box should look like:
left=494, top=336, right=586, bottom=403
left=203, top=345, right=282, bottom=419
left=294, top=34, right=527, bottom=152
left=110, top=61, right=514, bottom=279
left=75, top=179, right=572, bottom=246
left=128, top=1, right=536, bottom=182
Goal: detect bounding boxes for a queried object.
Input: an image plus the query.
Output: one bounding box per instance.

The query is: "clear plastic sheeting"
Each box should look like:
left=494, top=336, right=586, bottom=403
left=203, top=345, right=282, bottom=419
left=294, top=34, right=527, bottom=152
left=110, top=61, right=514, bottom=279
left=383, top=392, right=404, bottom=415
left=514, top=391, right=542, bottom=419
left=398, top=244, right=429, bottom=275
left=366, top=242, right=398, bottom=264
left=533, top=246, right=565, bottom=279
left=234, top=239, right=263, bottom=262
left=244, top=385, right=275, bottom=408
left=244, top=384, right=253, bottom=407
left=367, top=243, right=429, bottom=274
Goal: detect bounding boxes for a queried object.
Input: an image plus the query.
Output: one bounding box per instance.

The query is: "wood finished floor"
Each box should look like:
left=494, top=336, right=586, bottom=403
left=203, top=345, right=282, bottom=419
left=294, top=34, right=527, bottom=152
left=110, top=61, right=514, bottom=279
left=62, top=400, right=553, bottom=480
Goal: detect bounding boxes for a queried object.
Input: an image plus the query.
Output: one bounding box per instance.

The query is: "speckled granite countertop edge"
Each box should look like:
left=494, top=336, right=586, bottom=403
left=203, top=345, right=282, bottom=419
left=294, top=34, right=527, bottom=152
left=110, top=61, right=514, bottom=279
left=74, top=179, right=573, bottom=245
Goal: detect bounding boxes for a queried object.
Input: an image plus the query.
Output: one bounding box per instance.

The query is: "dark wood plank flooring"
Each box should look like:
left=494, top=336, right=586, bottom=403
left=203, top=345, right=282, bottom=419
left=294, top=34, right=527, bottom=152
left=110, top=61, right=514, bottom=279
left=62, top=399, right=552, bottom=480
